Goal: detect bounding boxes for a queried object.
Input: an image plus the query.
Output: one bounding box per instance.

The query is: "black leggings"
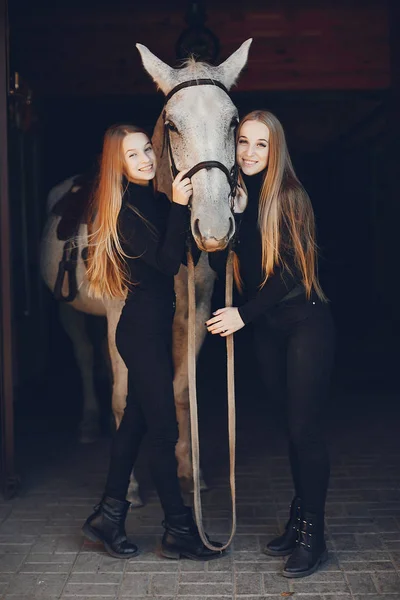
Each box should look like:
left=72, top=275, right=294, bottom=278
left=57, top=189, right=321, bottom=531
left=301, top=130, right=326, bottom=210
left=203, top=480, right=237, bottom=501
left=104, top=314, right=185, bottom=516
left=253, top=295, right=335, bottom=515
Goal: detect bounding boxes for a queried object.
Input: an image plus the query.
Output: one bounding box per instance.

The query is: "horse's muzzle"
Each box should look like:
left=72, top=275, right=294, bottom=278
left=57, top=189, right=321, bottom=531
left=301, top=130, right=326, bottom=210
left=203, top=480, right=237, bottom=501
left=193, top=216, right=234, bottom=252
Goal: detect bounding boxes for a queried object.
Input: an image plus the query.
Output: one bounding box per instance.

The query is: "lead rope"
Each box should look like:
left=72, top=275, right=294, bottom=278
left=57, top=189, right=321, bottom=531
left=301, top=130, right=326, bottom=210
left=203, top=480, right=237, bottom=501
left=187, top=249, right=236, bottom=552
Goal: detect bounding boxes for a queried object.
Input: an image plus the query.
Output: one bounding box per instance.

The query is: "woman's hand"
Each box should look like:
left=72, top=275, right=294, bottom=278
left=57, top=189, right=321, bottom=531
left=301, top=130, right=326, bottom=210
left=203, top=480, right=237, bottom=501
left=172, top=170, right=193, bottom=206
left=205, top=307, right=245, bottom=337
left=232, top=183, right=248, bottom=214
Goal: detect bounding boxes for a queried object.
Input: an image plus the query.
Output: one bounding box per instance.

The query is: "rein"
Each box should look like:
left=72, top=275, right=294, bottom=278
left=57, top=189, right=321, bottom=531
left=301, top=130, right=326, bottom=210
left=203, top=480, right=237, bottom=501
left=187, top=248, right=236, bottom=552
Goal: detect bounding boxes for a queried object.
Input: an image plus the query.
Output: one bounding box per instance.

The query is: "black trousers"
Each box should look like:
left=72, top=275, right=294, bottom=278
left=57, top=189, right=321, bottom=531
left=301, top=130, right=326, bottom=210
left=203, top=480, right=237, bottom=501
left=253, top=293, right=335, bottom=515
left=104, top=303, right=185, bottom=516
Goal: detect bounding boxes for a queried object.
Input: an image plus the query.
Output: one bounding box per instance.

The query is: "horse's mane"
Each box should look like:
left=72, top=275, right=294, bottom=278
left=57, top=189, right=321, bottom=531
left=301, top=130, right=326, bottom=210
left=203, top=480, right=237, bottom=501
left=179, top=56, right=216, bottom=80
left=178, top=55, right=239, bottom=88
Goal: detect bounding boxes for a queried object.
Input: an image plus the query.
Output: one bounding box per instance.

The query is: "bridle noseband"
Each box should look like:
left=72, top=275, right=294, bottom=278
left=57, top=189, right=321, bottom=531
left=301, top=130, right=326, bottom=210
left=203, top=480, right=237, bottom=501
left=162, top=78, right=239, bottom=200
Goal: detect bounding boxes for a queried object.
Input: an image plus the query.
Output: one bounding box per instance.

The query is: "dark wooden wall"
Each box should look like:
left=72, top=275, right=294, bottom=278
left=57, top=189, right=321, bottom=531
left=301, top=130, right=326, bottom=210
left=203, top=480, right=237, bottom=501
left=11, top=0, right=390, bottom=97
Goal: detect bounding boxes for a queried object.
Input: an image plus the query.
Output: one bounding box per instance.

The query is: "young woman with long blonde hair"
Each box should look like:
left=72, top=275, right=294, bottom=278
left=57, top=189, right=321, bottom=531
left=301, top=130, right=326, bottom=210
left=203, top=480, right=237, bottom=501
left=207, top=111, right=335, bottom=578
left=82, top=124, right=222, bottom=561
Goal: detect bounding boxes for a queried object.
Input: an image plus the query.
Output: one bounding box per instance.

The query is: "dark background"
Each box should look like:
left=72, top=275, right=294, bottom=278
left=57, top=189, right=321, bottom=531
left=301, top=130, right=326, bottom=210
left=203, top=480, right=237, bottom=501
left=3, top=0, right=400, bottom=486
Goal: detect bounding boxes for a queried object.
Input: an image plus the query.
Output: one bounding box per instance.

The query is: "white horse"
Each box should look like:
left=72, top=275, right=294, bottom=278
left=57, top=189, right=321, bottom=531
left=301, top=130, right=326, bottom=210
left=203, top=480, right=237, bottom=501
left=40, top=40, right=252, bottom=506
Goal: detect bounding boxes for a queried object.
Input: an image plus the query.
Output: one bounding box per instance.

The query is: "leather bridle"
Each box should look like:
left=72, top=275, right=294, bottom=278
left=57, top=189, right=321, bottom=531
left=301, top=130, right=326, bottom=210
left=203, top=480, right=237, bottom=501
left=162, top=78, right=239, bottom=199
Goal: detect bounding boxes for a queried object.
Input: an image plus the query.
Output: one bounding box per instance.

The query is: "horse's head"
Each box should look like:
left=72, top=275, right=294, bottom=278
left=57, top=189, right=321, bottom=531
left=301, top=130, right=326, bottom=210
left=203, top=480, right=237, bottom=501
left=136, top=40, right=252, bottom=252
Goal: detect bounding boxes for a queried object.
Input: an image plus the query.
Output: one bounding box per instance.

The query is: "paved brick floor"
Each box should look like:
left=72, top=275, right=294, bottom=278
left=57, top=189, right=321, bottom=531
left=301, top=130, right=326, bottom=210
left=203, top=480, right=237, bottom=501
left=1, top=384, right=400, bottom=600
left=1, top=316, right=400, bottom=600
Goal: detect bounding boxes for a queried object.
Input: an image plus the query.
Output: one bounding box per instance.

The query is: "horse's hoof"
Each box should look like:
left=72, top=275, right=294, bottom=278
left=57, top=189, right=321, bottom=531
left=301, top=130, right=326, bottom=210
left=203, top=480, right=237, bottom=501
left=126, top=491, right=145, bottom=509
left=199, top=476, right=209, bottom=492
left=79, top=413, right=101, bottom=443
left=79, top=430, right=100, bottom=444
left=179, top=476, right=209, bottom=494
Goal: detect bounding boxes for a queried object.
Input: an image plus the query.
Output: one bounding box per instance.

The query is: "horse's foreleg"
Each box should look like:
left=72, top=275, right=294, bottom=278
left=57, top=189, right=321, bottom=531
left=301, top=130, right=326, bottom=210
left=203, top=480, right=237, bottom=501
left=174, top=302, right=210, bottom=491
left=105, top=302, right=143, bottom=508
left=173, top=256, right=215, bottom=491
left=105, top=303, right=127, bottom=429
left=173, top=354, right=192, bottom=483
left=58, top=302, right=100, bottom=443
left=173, top=300, right=210, bottom=492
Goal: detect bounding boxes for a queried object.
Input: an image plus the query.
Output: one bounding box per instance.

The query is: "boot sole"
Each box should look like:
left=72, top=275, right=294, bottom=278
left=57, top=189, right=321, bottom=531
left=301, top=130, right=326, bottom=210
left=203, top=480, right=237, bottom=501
left=282, top=549, right=329, bottom=578
left=161, top=544, right=224, bottom=561
left=263, top=546, right=294, bottom=557
left=82, top=523, right=139, bottom=559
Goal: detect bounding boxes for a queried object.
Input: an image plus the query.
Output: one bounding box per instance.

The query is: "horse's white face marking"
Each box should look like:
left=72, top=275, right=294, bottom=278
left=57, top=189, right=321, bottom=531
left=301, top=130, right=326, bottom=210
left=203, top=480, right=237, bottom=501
left=164, top=87, right=239, bottom=251
left=137, top=39, right=252, bottom=251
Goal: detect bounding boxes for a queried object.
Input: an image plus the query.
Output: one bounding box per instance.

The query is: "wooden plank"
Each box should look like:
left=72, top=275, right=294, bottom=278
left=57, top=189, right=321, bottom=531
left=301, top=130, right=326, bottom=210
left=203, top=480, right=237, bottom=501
left=11, top=4, right=390, bottom=95
left=0, top=0, right=17, bottom=498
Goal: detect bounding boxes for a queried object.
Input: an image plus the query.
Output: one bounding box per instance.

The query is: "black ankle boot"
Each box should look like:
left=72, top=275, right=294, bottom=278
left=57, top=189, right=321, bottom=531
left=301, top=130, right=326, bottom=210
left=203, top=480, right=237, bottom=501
left=161, top=507, right=224, bottom=561
left=264, top=496, right=302, bottom=557
left=283, top=512, right=328, bottom=578
left=82, top=496, right=139, bottom=559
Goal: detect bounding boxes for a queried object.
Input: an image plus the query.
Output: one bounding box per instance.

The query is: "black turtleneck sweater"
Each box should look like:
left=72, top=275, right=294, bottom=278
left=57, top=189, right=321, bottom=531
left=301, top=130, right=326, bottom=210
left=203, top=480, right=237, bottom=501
left=209, top=171, right=304, bottom=324
left=118, top=182, right=189, bottom=309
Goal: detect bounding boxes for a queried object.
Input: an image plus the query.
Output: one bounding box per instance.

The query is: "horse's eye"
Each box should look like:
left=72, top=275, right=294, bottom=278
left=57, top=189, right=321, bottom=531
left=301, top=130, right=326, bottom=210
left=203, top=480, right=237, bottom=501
left=166, top=121, right=179, bottom=134
left=230, top=117, right=239, bottom=128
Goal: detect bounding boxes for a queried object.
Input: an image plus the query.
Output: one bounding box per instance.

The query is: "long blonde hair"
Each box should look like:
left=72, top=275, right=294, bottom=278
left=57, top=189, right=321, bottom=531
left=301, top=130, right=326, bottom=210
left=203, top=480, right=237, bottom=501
left=235, top=111, right=326, bottom=301
left=86, top=124, right=153, bottom=299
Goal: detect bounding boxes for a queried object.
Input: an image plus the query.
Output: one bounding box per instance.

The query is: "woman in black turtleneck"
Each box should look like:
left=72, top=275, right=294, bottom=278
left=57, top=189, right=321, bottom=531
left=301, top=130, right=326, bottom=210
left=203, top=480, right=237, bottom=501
left=81, top=124, right=222, bottom=561
left=207, top=111, right=335, bottom=578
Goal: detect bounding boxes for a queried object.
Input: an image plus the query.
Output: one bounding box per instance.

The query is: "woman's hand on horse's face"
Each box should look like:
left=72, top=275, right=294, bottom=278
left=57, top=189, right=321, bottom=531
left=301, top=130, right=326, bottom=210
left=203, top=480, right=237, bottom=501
left=233, top=183, right=247, bottom=214
left=172, top=170, right=193, bottom=206
left=205, top=307, right=245, bottom=337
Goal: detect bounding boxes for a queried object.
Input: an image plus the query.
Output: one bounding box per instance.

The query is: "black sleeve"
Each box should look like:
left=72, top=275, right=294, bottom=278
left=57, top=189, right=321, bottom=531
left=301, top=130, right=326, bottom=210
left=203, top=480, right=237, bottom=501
left=156, top=193, right=202, bottom=268
left=238, top=258, right=301, bottom=324
left=119, top=201, right=189, bottom=276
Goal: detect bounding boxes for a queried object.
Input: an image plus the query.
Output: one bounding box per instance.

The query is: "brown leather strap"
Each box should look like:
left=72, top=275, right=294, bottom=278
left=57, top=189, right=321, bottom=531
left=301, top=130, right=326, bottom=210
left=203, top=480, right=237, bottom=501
left=164, top=79, right=229, bottom=104
left=187, top=250, right=236, bottom=551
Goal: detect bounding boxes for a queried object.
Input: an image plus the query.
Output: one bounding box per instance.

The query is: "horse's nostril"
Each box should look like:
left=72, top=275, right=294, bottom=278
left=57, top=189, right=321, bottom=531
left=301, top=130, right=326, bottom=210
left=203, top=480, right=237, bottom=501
left=193, top=218, right=201, bottom=240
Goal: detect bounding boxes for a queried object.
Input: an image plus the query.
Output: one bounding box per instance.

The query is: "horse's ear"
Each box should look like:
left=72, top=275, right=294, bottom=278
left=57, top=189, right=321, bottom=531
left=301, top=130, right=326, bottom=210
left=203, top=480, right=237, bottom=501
left=215, top=38, right=252, bottom=90
left=136, top=43, right=176, bottom=95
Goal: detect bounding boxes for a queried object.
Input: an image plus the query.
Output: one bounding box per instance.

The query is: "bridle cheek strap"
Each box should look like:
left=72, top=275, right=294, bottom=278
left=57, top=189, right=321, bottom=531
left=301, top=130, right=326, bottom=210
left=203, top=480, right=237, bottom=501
left=161, top=79, right=239, bottom=201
